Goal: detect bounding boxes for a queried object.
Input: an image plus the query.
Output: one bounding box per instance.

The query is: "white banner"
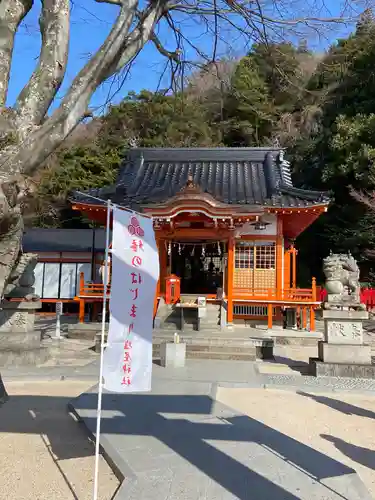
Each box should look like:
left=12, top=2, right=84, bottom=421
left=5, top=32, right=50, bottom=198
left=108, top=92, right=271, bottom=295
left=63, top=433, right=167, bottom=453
left=102, top=208, right=159, bottom=393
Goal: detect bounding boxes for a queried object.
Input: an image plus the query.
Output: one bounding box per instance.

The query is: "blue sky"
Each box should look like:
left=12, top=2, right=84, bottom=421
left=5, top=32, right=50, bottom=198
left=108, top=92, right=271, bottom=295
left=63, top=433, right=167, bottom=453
left=8, top=0, right=358, bottom=115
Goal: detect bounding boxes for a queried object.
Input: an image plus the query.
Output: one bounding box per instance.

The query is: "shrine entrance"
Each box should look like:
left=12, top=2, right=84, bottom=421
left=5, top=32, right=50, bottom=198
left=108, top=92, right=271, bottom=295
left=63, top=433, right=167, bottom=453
left=171, top=241, right=225, bottom=295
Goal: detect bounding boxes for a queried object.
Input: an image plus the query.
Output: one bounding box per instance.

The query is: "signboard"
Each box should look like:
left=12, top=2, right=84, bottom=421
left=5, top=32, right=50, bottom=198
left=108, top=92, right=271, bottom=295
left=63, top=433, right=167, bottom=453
left=56, top=301, right=63, bottom=315
left=102, top=208, right=159, bottom=393
left=55, top=301, right=63, bottom=339
left=197, top=296, right=206, bottom=307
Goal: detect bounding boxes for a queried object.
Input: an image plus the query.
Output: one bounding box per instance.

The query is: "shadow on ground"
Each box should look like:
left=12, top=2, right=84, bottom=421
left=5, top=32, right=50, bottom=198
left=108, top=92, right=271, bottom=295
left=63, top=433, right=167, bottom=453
left=321, top=435, right=375, bottom=471
left=297, top=391, right=375, bottom=419
left=0, top=391, right=94, bottom=461
left=0, top=387, right=371, bottom=499
left=267, top=355, right=311, bottom=375
left=69, top=391, right=369, bottom=499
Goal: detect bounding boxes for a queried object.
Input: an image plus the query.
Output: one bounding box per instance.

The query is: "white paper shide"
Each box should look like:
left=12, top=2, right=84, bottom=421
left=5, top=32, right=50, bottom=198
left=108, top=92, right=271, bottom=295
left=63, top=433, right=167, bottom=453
left=103, top=208, right=159, bottom=392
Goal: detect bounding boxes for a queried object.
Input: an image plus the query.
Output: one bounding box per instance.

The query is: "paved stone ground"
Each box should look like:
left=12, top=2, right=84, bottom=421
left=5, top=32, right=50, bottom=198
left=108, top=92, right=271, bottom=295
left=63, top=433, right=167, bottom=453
left=0, top=381, right=119, bottom=500
left=2, top=322, right=375, bottom=500
left=70, top=362, right=375, bottom=500
left=217, top=387, right=375, bottom=498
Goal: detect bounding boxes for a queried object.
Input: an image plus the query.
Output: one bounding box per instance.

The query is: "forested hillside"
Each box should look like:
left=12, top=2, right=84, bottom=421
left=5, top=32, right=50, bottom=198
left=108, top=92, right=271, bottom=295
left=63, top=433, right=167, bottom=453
left=26, top=11, right=375, bottom=284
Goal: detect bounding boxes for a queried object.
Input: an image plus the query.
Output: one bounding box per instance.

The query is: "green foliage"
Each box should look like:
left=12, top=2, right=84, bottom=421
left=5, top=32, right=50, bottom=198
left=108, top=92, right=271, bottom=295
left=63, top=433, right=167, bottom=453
left=31, top=91, right=220, bottom=227
left=104, top=90, right=220, bottom=148
left=249, top=42, right=308, bottom=112
left=40, top=145, right=120, bottom=199
left=326, top=114, right=375, bottom=187
left=293, top=13, right=375, bottom=281
left=222, top=56, right=276, bottom=145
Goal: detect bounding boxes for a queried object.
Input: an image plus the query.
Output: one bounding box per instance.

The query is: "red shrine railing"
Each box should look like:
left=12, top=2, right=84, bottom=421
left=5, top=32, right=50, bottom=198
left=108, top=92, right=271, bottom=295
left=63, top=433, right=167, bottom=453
left=319, top=287, right=375, bottom=310
left=77, top=272, right=318, bottom=303
left=77, top=273, right=110, bottom=298
left=233, top=286, right=317, bottom=302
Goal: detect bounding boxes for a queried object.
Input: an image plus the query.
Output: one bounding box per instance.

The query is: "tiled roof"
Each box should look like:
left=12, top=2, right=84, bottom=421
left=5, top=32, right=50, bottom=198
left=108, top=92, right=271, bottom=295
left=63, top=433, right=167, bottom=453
left=72, top=147, right=330, bottom=209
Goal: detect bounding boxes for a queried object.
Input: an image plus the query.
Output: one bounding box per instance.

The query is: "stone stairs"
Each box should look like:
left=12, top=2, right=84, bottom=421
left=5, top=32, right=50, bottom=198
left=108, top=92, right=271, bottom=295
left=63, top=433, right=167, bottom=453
left=152, top=332, right=273, bottom=361
left=93, top=330, right=274, bottom=361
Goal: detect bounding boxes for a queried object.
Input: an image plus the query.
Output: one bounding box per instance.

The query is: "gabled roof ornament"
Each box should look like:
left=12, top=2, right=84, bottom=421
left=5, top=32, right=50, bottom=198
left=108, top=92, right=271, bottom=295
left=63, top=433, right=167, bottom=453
left=178, top=173, right=202, bottom=195
left=186, top=174, right=195, bottom=188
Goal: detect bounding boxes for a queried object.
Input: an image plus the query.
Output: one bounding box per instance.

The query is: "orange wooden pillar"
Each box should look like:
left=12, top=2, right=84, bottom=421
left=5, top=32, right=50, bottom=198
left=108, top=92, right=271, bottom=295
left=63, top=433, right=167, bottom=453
left=312, top=277, right=317, bottom=301
left=302, top=307, right=307, bottom=330
left=284, top=249, right=291, bottom=290
left=78, top=272, right=85, bottom=323
left=158, top=239, right=167, bottom=295
left=291, top=246, right=297, bottom=289
left=267, top=303, right=273, bottom=329
left=276, top=217, right=283, bottom=299
left=310, top=307, right=316, bottom=331
left=79, top=299, right=85, bottom=323
left=153, top=239, right=162, bottom=317
left=227, top=235, right=234, bottom=324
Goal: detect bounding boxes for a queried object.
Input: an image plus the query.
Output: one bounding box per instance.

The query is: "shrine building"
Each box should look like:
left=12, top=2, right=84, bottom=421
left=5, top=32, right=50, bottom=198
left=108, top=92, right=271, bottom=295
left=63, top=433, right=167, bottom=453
left=71, top=147, right=330, bottom=330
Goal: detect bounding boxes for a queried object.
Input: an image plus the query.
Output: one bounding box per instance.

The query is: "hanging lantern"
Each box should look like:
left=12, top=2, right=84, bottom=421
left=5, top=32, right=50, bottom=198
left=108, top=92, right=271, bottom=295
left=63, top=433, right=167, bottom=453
left=168, top=241, right=171, bottom=256
left=202, top=244, right=206, bottom=258
left=178, top=243, right=182, bottom=255
left=217, top=242, right=221, bottom=256
left=251, top=219, right=270, bottom=231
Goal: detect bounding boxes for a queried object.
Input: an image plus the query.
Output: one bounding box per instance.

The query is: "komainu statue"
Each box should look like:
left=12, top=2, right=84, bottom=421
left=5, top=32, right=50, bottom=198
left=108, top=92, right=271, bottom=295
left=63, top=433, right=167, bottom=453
left=3, top=252, right=40, bottom=301
left=322, top=251, right=366, bottom=310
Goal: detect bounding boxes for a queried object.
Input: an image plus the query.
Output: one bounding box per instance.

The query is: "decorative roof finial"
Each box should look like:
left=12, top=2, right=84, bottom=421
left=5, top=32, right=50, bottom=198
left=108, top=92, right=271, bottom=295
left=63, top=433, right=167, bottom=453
left=187, top=174, right=194, bottom=188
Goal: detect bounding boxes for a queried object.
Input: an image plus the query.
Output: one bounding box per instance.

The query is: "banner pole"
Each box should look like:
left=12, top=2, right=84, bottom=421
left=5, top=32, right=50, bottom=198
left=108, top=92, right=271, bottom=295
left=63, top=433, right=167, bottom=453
left=93, top=198, right=112, bottom=500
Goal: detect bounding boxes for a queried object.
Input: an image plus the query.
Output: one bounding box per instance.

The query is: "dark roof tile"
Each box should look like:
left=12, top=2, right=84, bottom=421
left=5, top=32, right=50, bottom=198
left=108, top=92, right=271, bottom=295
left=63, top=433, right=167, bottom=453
left=72, top=147, right=330, bottom=209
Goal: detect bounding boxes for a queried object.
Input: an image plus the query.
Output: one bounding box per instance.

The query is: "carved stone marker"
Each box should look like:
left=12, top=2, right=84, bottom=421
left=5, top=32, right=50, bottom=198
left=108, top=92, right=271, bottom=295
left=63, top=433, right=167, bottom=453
left=0, top=252, right=47, bottom=366
left=319, top=309, right=371, bottom=365
left=310, top=252, right=373, bottom=378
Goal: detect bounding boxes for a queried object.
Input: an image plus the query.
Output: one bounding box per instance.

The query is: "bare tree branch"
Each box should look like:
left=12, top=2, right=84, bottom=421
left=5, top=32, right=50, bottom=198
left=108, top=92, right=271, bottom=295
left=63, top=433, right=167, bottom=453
left=0, top=0, right=33, bottom=107
left=15, top=0, right=70, bottom=130
left=0, top=0, right=168, bottom=178
left=150, top=31, right=181, bottom=62
left=95, top=0, right=124, bottom=5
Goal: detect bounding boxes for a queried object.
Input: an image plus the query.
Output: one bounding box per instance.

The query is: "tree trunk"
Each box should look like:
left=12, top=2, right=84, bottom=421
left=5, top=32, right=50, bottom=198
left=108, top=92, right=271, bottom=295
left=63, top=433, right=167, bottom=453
left=0, top=181, right=23, bottom=300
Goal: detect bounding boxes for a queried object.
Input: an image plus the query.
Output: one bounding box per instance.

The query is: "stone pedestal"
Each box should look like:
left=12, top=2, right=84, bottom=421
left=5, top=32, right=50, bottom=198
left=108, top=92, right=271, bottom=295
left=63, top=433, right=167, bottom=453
left=318, top=342, right=371, bottom=364
left=323, top=309, right=368, bottom=345
left=160, top=341, right=186, bottom=368
left=310, top=309, right=375, bottom=378
left=0, top=300, right=49, bottom=366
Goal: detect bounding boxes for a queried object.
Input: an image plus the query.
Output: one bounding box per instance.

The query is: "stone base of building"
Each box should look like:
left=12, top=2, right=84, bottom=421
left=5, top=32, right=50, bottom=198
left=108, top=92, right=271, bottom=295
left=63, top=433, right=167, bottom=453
left=309, top=357, right=375, bottom=379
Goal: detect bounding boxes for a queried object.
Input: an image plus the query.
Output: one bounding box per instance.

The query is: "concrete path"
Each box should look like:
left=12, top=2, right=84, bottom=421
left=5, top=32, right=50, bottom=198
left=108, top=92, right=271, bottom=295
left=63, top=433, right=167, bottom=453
left=0, top=381, right=119, bottom=500
left=218, top=387, right=375, bottom=498
left=70, top=362, right=374, bottom=500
